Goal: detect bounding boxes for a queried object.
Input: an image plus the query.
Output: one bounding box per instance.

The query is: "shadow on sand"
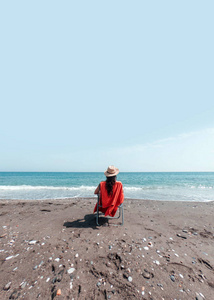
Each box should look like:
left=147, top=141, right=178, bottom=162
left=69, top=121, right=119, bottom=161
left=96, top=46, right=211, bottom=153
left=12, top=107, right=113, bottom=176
left=63, top=213, right=108, bottom=229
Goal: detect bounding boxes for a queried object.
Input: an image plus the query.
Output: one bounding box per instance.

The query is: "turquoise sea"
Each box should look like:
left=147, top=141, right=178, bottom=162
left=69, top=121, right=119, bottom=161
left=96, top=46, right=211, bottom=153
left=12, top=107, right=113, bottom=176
left=0, top=172, right=213, bottom=202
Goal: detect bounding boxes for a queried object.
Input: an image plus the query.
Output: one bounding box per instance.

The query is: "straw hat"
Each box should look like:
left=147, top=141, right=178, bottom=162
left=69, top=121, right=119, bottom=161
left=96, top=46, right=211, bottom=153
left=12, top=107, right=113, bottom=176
left=104, top=165, right=119, bottom=177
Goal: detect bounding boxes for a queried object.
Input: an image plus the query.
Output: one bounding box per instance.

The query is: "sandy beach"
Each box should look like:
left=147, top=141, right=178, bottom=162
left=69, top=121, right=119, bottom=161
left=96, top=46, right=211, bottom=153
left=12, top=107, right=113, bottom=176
left=0, top=198, right=213, bottom=299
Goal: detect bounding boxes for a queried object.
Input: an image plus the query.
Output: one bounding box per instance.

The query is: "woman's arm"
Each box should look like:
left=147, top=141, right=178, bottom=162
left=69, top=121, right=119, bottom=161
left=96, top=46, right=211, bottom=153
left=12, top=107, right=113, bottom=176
left=94, top=185, right=100, bottom=194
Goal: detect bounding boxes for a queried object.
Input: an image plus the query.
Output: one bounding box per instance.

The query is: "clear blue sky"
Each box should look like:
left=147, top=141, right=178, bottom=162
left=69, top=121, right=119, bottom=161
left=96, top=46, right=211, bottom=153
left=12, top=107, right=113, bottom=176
left=1, top=1, right=214, bottom=172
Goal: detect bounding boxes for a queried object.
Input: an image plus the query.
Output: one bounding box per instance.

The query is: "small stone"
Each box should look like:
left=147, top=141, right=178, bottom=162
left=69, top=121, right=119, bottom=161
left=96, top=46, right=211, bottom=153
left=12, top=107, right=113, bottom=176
left=195, top=293, right=204, bottom=300
left=67, top=268, right=75, bottom=274
left=56, top=289, right=61, bottom=296
left=38, top=261, right=44, bottom=267
left=144, top=247, right=149, bottom=251
left=28, top=240, right=37, bottom=245
left=6, top=256, right=14, bottom=260
left=153, top=260, right=160, bottom=265
left=55, top=258, right=60, bottom=262
left=75, top=253, right=79, bottom=258
left=3, top=282, right=11, bottom=290
left=20, top=282, right=27, bottom=289
left=128, top=276, right=132, bottom=282
left=170, top=275, right=175, bottom=282
left=142, top=271, right=151, bottom=279
left=97, top=282, right=101, bottom=287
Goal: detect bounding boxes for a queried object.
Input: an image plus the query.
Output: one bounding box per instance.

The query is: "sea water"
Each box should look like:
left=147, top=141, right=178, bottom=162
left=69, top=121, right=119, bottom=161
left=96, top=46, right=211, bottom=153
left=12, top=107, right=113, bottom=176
left=0, top=172, right=213, bottom=202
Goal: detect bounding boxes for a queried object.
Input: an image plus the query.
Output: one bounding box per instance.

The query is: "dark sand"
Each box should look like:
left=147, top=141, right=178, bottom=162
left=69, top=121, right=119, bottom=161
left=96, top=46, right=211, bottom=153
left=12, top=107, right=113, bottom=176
left=0, top=198, right=213, bottom=300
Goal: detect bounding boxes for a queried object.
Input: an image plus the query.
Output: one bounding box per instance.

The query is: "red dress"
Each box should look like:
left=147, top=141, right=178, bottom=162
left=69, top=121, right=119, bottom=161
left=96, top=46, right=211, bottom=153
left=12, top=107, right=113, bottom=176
left=93, top=181, right=124, bottom=217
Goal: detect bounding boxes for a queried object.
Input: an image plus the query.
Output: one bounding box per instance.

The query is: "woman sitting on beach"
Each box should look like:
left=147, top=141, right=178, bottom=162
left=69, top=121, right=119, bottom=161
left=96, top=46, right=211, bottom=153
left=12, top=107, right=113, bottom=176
left=93, top=165, right=124, bottom=217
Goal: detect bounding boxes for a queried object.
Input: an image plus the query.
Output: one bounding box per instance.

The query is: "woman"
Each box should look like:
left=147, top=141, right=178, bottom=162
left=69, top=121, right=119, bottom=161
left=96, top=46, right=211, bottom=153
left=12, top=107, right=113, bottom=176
left=94, top=165, right=124, bottom=217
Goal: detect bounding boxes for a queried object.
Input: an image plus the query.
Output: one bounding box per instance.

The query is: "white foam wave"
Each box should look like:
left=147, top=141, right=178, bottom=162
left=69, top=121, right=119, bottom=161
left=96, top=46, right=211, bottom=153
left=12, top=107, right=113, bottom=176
left=0, top=184, right=213, bottom=202
left=0, top=185, right=96, bottom=191
left=123, top=186, right=142, bottom=191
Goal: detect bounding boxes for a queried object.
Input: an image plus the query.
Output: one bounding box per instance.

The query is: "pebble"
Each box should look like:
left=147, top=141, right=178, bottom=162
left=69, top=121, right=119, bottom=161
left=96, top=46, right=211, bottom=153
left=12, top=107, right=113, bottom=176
left=55, top=258, right=60, bottom=262
left=67, top=268, right=75, bottom=274
left=6, top=256, right=14, bottom=260
left=196, top=293, right=204, bottom=300
left=75, top=253, right=79, bottom=258
left=70, top=282, right=73, bottom=290
left=20, top=282, right=27, bottom=289
left=142, top=271, right=151, bottom=279
left=128, top=276, right=132, bottom=282
left=153, top=260, right=160, bottom=265
left=170, top=275, right=175, bottom=282
left=144, top=247, right=149, bottom=251
left=28, top=240, right=37, bottom=245
left=3, top=282, right=11, bottom=290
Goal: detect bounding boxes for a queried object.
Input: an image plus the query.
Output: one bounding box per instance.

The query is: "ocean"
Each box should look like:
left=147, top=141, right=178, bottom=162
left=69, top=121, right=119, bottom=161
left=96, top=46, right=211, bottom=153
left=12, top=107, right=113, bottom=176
left=0, top=172, right=213, bottom=202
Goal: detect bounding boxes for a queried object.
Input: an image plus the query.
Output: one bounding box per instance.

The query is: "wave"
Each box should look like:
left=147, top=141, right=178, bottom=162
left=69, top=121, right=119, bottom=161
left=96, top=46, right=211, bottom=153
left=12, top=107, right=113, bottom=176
left=0, top=185, right=96, bottom=191
left=0, top=184, right=213, bottom=202
left=0, top=184, right=213, bottom=191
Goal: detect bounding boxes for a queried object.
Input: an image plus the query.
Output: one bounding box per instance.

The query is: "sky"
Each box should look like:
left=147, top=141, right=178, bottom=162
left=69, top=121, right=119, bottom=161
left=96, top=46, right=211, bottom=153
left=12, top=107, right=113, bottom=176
left=0, top=1, right=214, bottom=172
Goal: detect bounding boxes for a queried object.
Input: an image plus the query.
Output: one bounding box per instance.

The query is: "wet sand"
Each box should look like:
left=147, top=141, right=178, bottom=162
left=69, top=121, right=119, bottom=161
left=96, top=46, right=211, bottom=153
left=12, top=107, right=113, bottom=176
left=0, top=198, right=214, bottom=299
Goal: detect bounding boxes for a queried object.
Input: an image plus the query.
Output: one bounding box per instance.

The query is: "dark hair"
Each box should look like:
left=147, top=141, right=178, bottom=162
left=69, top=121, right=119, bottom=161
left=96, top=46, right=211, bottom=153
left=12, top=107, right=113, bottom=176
left=105, top=176, right=116, bottom=196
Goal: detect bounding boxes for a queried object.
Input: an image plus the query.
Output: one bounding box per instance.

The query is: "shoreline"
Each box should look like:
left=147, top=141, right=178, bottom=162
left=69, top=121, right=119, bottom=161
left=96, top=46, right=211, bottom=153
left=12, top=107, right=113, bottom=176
left=1, top=197, right=214, bottom=203
left=0, top=198, right=213, bottom=299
